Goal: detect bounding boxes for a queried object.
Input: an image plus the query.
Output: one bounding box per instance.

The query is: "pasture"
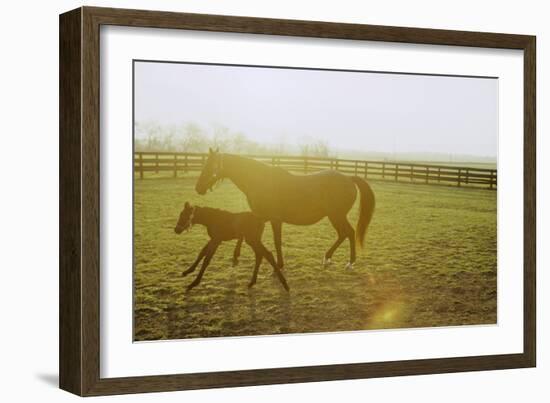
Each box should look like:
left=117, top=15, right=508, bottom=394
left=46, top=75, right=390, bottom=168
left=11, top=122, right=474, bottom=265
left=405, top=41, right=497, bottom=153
left=134, top=176, right=497, bottom=341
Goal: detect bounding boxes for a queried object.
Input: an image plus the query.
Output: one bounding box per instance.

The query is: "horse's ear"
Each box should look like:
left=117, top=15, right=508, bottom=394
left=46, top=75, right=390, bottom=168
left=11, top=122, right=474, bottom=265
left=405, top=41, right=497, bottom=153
left=184, top=201, right=190, bottom=209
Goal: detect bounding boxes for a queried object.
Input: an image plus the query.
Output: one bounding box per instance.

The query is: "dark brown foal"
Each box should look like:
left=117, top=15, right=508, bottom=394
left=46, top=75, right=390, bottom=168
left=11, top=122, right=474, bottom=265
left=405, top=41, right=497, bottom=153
left=174, top=202, right=289, bottom=292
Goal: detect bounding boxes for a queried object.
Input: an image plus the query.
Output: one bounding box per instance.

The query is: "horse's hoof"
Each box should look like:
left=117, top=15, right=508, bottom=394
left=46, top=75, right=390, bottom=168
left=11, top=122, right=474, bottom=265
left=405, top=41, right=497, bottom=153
left=232, top=259, right=239, bottom=267
left=322, top=257, right=332, bottom=267
left=248, top=282, right=256, bottom=289
left=345, top=262, right=354, bottom=270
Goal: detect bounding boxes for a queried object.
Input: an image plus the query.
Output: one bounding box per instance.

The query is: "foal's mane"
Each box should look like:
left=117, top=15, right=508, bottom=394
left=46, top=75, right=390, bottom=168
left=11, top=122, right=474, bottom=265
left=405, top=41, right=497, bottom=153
left=195, top=205, right=239, bottom=222
left=196, top=205, right=229, bottom=216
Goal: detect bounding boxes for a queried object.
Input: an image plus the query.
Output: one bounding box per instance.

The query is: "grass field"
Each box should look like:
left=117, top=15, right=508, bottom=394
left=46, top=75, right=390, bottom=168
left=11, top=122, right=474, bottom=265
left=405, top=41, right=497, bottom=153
left=134, top=176, right=497, bottom=341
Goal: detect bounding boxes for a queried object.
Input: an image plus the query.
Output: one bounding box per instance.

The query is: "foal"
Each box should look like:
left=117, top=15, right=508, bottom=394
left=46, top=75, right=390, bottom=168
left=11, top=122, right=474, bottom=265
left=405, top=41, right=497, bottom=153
left=174, top=202, right=289, bottom=292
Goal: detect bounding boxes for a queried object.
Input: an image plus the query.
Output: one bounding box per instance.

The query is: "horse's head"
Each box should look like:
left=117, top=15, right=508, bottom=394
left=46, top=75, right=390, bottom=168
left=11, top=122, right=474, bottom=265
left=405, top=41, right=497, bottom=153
left=195, top=147, right=222, bottom=195
left=174, top=202, right=195, bottom=234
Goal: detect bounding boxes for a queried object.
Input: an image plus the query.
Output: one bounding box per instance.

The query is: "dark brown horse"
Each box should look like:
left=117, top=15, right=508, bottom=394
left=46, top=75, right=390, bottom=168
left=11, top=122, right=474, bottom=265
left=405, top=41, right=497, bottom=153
left=195, top=149, right=375, bottom=269
left=175, top=202, right=289, bottom=291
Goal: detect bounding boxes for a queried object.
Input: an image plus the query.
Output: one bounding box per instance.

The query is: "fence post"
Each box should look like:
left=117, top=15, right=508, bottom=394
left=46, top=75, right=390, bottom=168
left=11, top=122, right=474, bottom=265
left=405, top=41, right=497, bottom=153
left=466, top=168, right=469, bottom=185
left=155, top=153, right=159, bottom=174
left=410, top=165, right=413, bottom=183
left=184, top=154, right=188, bottom=173
left=394, top=163, right=398, bottom=181
left=382, top=162, right=386, bottom=179
left=173, top=154, right=177, bottom=178
left=354, top=161, right=358, bottom=176
left=438, top=167, right=441, bottom=183
left=364, top=161, right=368, bottom=178
left=139, top=153, right=143, bottom=180
left=457, top=168, right=462, bottom=187
left=425, top=166, right=429, bottom=184
left=490, top=170, right=495, bottom=190
left=335, top=159, right=339, bottom=172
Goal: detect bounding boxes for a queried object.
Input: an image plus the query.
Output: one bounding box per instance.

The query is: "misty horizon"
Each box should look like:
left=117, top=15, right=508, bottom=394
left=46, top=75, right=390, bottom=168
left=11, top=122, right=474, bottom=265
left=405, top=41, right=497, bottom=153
left=134, top=61, right=498, bottom=159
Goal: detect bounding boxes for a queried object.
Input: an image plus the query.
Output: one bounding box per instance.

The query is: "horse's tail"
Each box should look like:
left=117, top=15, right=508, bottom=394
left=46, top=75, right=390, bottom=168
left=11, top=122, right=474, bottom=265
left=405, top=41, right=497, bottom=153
left=351, top=176, right=375, bottom=248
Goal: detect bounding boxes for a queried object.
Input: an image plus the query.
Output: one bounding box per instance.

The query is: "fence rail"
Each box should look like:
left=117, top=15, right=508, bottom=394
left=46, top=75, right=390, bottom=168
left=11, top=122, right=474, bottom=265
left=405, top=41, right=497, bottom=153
left=134, top=152, right=497, bottom=190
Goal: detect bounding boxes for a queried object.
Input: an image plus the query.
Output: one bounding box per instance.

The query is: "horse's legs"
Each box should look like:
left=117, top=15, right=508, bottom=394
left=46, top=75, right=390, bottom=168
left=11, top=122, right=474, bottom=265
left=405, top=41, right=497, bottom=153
left=324, top=235, right=345, bottom=265
left=346, top=219, right=356, bottom=267
left=271, top=220, right=284, bottom=269
left=232, top=236, right=243, bottom=267
left=324, top=216, right=346, bottom=264
left=260, top=243, right=290, bottom=291
left=246, top=239, right=290, bottom=291
left=325, top=215, right=356, bottom=268
left=247, top=246, right=263, bottom=289
left=259, top=242, right=290, bottom=291
left=186, top=240, right=220, bottom=291
left=182, top=242, right=209, bottom=277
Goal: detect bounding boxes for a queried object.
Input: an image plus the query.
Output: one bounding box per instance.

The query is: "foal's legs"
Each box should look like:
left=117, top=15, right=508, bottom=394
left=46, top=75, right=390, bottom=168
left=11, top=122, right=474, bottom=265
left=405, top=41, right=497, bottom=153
left=271, top=220, right=284, bottom=269
left=186, top=240, right=220, bottom=291
left=325, top=215, right=356, bottom=269
left=232, top=237, right=243, bottom=267
left=182, top=242, right=210, bottom=277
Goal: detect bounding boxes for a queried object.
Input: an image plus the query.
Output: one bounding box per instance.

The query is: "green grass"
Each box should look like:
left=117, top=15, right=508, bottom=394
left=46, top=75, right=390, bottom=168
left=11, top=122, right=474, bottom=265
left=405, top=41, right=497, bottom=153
left=134, top=176, right=497, bottom=341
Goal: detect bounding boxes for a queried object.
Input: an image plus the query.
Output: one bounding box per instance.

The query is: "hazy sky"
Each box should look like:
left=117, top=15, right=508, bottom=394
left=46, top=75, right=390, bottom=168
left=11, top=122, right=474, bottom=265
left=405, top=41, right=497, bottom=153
left=134, top=61, right=498, bottom=158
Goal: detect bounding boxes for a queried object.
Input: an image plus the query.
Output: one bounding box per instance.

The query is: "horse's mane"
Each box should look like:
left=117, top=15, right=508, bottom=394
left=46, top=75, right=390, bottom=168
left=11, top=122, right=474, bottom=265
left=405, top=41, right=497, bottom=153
left=223, top=153, right=291, bottom=177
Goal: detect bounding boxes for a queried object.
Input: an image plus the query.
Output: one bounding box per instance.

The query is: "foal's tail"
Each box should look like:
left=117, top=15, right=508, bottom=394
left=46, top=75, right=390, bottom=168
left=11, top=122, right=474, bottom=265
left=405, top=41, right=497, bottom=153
left=351, top=176, right=375, bottom=248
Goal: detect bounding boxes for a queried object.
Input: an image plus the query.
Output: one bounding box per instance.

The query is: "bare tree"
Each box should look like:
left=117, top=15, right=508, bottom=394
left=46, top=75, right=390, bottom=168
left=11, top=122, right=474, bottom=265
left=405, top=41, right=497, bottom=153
left=175, top=123, right=208, bottom=152
left=134, top=120, right=334, bottom=157
left=299, top=137, right=331, bottom=157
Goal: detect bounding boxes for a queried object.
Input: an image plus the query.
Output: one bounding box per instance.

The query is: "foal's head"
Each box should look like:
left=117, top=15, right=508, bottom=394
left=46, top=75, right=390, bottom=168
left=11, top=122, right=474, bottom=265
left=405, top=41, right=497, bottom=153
left=174, top=202, right=195, bottom=234
left=195, top=147, right=222, bottom=195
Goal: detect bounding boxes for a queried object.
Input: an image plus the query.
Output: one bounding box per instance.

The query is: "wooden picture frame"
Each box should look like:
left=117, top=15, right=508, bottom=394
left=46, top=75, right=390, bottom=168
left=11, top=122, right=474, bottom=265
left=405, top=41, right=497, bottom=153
left=59, top=6, right=536, bottom=396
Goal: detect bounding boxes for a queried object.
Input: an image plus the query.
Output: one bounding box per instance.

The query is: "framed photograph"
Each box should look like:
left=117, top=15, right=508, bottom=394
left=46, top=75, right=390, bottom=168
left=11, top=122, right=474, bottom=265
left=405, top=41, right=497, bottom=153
left=59, top=6, right=536, bottom=396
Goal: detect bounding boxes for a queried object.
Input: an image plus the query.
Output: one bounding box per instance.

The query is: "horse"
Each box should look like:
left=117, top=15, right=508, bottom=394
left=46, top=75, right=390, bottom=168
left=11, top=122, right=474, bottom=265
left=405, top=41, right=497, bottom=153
left=195, top=148, right=375, bottom=270
left=174, top=202, right=290, bottom=292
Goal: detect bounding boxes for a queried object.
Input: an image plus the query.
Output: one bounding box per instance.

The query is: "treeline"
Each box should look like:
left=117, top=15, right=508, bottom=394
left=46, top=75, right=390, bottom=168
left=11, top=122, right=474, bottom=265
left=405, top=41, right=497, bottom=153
left=134, top=121, right=332, bottom=157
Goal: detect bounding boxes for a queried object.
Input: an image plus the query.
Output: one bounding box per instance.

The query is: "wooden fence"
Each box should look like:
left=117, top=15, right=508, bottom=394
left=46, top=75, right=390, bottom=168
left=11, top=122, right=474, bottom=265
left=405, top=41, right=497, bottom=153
left=134, top=151, right=497, bottom=190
